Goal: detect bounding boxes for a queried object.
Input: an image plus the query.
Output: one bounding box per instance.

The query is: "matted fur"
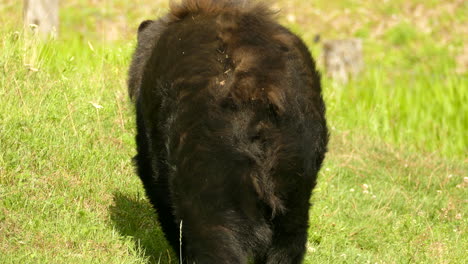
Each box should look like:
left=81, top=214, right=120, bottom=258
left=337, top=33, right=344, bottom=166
left=128, top=0, right=275, bottom=101
left=128, top=0, right=328, bottom=263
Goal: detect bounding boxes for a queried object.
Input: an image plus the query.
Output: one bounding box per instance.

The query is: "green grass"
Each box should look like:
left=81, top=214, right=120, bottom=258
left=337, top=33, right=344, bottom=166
left=1, top=0, right=467, bottom=263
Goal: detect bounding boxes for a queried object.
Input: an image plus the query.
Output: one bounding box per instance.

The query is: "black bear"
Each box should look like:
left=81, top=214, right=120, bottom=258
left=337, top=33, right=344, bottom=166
left=128, top=0, right=328, bottom=263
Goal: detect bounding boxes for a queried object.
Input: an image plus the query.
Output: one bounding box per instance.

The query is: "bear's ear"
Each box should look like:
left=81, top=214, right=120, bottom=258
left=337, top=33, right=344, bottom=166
left=138, top=20, right=154, bottom=33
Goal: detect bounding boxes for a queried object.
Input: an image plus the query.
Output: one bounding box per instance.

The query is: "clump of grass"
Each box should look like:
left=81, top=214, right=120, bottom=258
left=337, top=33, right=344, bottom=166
left=324, top=64, right=467, bottom=158
left=321, top=24, right=467, bottom=158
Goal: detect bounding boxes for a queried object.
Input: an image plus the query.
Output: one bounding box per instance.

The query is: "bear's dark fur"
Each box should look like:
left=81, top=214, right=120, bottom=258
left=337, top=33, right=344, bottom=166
left=128, top=0, right=328, bottom=263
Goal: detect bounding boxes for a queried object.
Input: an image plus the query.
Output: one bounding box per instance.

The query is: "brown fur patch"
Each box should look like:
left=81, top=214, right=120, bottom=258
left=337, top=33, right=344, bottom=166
left=169, top=0, right=273, bottom=21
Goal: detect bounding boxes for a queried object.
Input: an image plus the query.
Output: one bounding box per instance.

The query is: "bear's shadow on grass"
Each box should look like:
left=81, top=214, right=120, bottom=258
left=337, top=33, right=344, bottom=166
left=109, top=192, right=176, bottom=264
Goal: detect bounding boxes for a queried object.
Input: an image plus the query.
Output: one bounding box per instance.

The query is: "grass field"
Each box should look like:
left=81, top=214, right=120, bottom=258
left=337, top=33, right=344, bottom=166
left=0, top=0, right=467, bottom=263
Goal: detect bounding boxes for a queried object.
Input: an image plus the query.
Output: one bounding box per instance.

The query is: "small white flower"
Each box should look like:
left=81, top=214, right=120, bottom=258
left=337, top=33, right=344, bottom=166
left=350, top=188, right=355, bottom=192
left=287, top=14, right=296, bottom=23
left=89, top=101, right=103, bottom=109
left=88, top=41, right=95, bottom=52
left=308, top=247, right=317, bottom=253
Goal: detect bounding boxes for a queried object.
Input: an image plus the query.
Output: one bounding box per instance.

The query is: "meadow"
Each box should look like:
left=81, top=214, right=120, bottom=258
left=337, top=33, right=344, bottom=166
left=0, top=0, right=466, bottom=263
